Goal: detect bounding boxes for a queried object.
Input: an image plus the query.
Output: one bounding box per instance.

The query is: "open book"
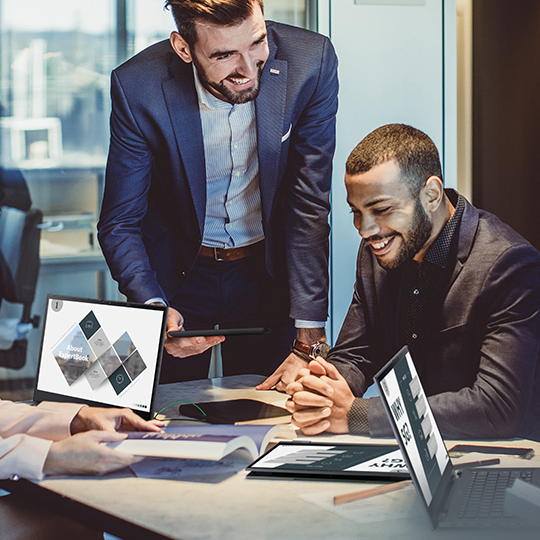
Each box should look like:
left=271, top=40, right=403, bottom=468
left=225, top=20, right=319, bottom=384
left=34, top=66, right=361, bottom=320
left=108, top=423, right=297, bottom=461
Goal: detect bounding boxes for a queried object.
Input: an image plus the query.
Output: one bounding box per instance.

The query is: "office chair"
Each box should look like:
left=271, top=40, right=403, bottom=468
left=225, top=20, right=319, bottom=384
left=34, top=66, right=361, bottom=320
left=0, top=169, right=42, bottom=369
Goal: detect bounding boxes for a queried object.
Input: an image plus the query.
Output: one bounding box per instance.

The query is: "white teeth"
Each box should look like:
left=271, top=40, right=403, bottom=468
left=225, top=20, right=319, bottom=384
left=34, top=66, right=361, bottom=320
left=229, top=77, right=250, bottom=84
left=372, top=238, right=391, bottom=250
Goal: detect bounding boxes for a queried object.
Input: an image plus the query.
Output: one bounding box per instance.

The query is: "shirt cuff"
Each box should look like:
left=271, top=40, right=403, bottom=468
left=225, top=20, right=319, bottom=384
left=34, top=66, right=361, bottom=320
left=145, top=298, right=168, bottom=306
left=294, top=320, right=326, bottom=329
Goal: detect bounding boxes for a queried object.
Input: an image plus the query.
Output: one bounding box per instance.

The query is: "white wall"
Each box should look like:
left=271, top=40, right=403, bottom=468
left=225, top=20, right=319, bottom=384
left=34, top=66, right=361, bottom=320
left=319, top=0, right=457, bottom=343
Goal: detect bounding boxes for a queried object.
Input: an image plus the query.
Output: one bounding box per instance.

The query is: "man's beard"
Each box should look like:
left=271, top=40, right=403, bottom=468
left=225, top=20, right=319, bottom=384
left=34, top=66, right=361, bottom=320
left=193, top=55, right=265, bottom=105
left=377, top=200, right=433, bottom=271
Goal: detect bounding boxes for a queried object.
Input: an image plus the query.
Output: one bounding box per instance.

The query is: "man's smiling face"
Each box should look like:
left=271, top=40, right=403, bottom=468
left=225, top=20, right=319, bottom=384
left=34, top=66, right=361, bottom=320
left=172, top=2, right=269, bottom=105
left=345, top=160, right=433, bottom=270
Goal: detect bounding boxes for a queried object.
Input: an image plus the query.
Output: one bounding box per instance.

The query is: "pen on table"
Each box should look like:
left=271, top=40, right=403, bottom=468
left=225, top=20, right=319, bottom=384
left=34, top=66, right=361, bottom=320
left=455, top=458, right=500, bottom=468
left=334, top=480, right=412, bottom=506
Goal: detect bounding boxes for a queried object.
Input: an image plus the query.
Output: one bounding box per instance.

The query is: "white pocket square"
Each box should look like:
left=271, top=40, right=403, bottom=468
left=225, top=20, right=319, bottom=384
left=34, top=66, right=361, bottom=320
left=281, top=124, right=292, bottom=143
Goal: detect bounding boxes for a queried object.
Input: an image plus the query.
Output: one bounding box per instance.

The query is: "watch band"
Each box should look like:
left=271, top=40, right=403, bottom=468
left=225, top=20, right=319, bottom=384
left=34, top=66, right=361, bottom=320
left=292, top=339, right=330, bottom=360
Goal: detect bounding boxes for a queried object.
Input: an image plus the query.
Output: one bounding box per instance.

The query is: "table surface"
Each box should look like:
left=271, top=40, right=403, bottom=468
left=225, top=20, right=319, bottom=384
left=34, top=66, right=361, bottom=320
left=30, top=375, right=540, bottom=540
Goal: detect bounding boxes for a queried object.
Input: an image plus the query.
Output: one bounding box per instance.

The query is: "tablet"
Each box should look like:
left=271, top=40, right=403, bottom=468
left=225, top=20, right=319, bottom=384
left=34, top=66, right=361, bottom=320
left=246, top=441, right=410, bottom=480
left=179, top=398, right=290, bottom=424
left=168, top=327, right=271, bottom=338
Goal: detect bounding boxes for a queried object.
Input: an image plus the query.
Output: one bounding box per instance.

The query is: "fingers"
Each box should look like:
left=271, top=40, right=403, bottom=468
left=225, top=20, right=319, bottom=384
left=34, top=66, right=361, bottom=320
left=165, top=308, right=224, bottom=358
left=307, top=359, right=327, bottom=376
left=164, top=334, right=225, bottom=358
left=117, top=408, right=164, bottom=432
left=256, top=353, right=309, bottom=392
left=255, top=370, right=281, bottom=391
left=293, top=372, right=335, bottom=399
left=166, top=307, right=184, bottom=332
left=285, top=399, right=332, bottom=435
left=312, top=357, right=343, bottom=381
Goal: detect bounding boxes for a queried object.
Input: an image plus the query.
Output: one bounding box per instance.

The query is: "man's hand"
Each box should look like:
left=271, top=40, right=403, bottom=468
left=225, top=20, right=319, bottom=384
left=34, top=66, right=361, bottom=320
left=256, top=327, right=325, bottom=392
left=285, top=357, right=355, bottom=435
left=70, top=406, right=165, bottom=434
left=255, top=352, right=308, bottom=392
left=44, top=431, right=143, bottom=476
left=164, top=307, right=224, bottom=358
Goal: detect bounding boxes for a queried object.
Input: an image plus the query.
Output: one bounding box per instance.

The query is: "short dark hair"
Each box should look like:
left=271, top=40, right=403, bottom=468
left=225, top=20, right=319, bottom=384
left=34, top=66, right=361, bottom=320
left=345, top=124, right=443, bottom=198
left=164, top=0, right=264, bottom=47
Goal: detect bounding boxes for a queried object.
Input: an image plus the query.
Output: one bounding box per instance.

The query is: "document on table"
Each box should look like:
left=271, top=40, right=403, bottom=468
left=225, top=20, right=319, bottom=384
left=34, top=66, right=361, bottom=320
left=130, top=455, right=248, bottom=479
left=300, top=483, right=423, bottom=524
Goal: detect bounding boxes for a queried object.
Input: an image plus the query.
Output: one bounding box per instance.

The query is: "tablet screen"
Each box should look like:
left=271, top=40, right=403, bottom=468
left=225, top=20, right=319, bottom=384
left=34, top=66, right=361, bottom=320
left=247, top=441, right=409, bottom=480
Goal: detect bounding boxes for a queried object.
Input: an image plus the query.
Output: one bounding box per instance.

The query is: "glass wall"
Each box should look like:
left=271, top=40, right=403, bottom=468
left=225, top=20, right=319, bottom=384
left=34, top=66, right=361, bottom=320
left=0, top=0, right=116, bottom=258
left=0, top=1, right=309, bottom=388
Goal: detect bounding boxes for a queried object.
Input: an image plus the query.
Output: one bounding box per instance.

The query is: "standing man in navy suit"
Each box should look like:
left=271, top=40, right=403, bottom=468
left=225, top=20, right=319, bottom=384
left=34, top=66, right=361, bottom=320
left=98, top=0, right=338, bottom=387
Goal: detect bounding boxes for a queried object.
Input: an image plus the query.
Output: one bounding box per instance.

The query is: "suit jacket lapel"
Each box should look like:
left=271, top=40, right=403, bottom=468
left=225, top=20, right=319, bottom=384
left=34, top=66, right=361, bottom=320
left=256, top=36, right=287, bottom=225
left=163, top=58, right=206, bottom=235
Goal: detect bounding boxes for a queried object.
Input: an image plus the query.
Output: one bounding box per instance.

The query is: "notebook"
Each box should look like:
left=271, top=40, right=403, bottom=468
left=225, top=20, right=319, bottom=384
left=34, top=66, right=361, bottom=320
left=33, top=294, right=168, bottom=420
left=374, top=345, right=540, bottom=529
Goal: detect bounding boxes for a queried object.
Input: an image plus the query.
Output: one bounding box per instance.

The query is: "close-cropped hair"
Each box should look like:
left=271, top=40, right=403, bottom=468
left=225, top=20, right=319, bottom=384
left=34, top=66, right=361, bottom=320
left=346, top=124, right=443, bottom=198
left=164, top=0, right=264, bottom=47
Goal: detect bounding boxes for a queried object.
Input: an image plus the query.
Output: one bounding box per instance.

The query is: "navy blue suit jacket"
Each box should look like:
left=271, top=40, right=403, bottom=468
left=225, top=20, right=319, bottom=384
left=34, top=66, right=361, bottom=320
left=98, top=22, right=338, bottom=321
left=329, top=191, right=540, bottom=441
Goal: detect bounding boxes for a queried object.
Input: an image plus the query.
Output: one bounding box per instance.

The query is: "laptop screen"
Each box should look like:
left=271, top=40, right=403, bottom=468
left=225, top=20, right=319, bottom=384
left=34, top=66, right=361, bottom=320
left=374, top=346, right=451, bottom=507
left=34, top=295, right=168, bottom=420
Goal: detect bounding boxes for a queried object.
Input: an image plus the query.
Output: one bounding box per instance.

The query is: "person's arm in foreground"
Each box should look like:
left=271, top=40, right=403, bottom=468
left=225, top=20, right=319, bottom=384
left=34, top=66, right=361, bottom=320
left=1, top=401, right=164, bottom=480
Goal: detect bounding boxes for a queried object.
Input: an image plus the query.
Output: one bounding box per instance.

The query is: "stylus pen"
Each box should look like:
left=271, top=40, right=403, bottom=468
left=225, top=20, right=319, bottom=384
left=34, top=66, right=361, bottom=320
left=334, top=480, right=412, bottom=505
left=456, top=458, right=500, bottom=469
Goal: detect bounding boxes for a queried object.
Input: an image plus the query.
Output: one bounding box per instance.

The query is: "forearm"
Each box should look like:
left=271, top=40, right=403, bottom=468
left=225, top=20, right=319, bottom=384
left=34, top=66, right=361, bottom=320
left=0, top=400, right=83, bottom=441
left=0, top=434, right=52, bottom=481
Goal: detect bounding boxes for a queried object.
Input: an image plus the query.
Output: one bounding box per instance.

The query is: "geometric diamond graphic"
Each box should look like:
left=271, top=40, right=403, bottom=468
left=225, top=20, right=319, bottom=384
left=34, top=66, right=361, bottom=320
left=123, top=350, right=147, bottom=381
left=109, top=363, right=131, bottom=395
left=97, top=346, right=121, bottom=377
left=79, top=310, right=101, bottom=340
left=113, top=331, right=136, bottom=362
left=53, top=326, right=95, bottom=386
left=88, top=327, right=111, bottom=358
left=83, top=360, right=108, bottom=390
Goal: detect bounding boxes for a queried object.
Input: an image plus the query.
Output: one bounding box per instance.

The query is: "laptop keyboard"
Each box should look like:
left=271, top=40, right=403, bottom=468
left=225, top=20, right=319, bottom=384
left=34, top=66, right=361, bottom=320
left=459, top=469, right=533, bottom=519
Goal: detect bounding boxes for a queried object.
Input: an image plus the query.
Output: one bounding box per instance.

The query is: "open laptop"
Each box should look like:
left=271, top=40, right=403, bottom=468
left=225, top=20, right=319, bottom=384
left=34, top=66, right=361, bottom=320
left=33, top=294, right=168, bottom=420
left=374, top=345, right=540, bottom=529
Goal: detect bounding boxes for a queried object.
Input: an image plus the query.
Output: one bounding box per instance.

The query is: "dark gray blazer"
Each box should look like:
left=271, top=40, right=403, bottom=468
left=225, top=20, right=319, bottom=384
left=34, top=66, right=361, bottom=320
left=329, top=190, right=540, bottom=441
left=98, top=22, right=338, bottom=321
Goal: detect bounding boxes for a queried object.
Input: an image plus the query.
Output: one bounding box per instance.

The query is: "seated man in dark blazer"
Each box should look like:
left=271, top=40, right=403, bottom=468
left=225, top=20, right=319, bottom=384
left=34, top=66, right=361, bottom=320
left=286, top=124, right=540, bottom=442
left=98, top=0, right=338, bottom=387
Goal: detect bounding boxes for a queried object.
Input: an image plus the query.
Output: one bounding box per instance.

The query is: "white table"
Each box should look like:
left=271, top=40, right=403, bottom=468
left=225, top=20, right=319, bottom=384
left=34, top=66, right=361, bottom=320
left=4, top=375, right=540, bottom=540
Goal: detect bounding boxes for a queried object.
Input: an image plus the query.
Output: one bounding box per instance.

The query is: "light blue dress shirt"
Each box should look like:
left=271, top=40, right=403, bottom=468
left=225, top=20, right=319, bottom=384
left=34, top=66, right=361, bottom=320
left=193, top=67, right=264, bottom=249
left=155, top=67, right=325, bottom=329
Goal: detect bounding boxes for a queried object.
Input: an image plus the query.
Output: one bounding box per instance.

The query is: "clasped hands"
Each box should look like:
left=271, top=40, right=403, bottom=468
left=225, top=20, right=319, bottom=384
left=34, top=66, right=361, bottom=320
left=285, top=357, right=355, bottom=435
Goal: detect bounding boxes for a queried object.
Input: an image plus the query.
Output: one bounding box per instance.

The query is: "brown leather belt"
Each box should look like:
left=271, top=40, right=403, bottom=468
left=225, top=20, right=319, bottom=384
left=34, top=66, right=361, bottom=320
left=199, top=245, right=253, bottom=261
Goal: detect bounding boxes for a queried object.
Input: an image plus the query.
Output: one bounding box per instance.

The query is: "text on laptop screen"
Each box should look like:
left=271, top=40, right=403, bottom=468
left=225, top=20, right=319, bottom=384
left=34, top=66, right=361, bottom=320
left=379, top=349, right=449, bottom=505
left=35, top=296, right=166, bottom=414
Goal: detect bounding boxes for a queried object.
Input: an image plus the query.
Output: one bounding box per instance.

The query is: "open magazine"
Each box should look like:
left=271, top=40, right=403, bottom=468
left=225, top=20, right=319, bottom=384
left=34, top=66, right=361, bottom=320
left=108, top=423, right=297, bottom=461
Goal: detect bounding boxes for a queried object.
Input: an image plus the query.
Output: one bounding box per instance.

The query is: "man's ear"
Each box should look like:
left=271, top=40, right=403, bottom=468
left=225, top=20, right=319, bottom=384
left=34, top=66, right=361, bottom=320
left=170, top=32, right=193, bottom=63
left=422, top=176, right=444, bottom=214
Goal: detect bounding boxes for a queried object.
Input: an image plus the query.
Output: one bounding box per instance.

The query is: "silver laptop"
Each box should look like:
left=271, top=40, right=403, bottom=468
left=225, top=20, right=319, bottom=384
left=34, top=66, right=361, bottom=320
left=34, top=294, right=168, bottom=420
left=374, top=346, right=540, bottom=529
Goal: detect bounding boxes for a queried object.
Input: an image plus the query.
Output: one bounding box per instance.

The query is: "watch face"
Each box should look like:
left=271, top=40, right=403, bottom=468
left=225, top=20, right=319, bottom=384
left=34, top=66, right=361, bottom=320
left=313, top=342, right=330, bottom=359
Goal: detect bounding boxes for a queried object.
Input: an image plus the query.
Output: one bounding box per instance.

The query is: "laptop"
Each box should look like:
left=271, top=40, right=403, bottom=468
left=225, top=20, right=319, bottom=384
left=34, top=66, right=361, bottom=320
left=33, top=294, right=168, bottom=420
left=374, top=345, right=540, bottom=529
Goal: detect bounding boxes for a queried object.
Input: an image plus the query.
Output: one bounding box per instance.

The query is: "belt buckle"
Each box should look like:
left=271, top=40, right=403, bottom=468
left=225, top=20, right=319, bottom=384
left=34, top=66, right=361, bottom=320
left=213, top=247, right=225, bottom=261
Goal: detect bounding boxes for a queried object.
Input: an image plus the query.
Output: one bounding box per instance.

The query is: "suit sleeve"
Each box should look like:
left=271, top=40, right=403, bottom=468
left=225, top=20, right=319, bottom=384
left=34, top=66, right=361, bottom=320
left=98, top=70, right=166, bottom=303
left=283, top=37, right=338, bottom=322
left=368, top=245, right=540, bottom=439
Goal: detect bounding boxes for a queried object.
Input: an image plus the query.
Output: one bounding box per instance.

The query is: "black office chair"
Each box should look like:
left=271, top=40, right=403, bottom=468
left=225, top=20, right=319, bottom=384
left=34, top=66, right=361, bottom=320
left=0, top=168, right=42, bottom=369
